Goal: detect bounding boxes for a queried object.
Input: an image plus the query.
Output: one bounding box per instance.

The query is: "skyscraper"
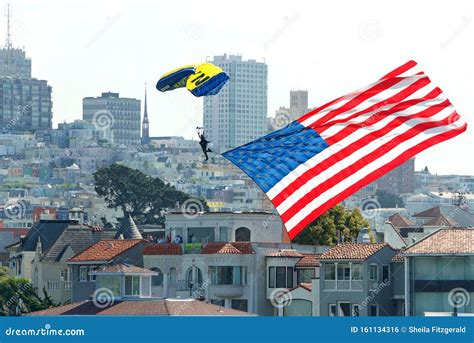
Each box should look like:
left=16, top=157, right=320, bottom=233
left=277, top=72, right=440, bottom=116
left=82, top=92, right=141, bottom=146
left=0, top=4, right=52, bottom=133
left=289, top=90, right=309, bottom=119
left=203, top=54, right=267, bottom=151
left=141, top=84, right=150, bottom=145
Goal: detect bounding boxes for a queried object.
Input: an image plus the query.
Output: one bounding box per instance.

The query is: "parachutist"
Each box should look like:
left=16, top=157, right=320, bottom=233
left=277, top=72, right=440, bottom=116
left=198, top=130, right=212, bottom=161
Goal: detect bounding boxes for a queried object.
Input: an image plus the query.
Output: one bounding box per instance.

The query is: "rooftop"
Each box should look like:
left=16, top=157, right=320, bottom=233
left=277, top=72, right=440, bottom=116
left=295, top=253, right=322, bottom=267
left=68, top=239, right=143, bottom=263
left=404, top=228, right=474, bottom=255
left=28, top=299, right=253, bottom=316
left=388, top=213, right=415, bottom=227
left=320, top=243, right=390, bottom=260
left=202, top=242, right=254, bottom=255
left=143, top=243, right=182, bottom=256
left=266, top=249, right=304, bottom=258
left=90, top=264, right=157, bottom=275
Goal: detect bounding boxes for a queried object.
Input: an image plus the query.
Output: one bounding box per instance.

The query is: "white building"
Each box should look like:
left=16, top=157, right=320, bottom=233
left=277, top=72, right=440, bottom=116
left=203, top=54, right=268, bottom=151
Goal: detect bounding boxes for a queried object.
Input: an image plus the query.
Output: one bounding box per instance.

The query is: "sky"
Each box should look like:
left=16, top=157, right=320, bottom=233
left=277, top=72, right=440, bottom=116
left=4, top=0, right=474, bottom=175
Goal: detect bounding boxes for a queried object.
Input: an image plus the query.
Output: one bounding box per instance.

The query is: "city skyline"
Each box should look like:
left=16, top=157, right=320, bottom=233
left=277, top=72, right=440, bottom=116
left=2, top=0, right=473, bottom=175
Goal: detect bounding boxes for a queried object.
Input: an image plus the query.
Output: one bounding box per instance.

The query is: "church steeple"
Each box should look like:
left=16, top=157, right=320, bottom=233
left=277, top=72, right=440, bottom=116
left=141, top=83, right=150, bottom=145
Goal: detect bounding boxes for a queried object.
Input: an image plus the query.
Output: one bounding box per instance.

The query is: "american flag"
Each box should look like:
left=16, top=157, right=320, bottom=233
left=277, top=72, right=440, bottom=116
left=223, top=61, right=467, bottom=239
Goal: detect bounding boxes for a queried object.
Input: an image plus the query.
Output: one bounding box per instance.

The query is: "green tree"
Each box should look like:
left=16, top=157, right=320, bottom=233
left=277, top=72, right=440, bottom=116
left=376, top=190, right=404, bottom=208
left=94, top=164, right=204, bottom=224
left=293, top=204, right=370, bottom=246
left=0, top=267, right=57, bottom=316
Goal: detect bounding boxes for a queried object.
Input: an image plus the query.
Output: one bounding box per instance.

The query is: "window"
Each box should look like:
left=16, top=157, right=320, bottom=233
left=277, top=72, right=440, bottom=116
left=210, top=266, right=246, bottom=285
left=352, top=264, right=362, bottom=280
left=337, top=263, right=351, bottom=280
left=297, top=268, right=315, bottom=283
left=325, top=264, right=336, bottom=280
left=211, top=299, right=225, bottom=307
left=287, top=267, right=293, bottom=288
left=329, top=304, right=337, bottom=316
left=151, top=268, right=163, bottom=286
left=89, top=266, right=97, bottom=281
left=186, top=267, right=203, bottom=287
left=276, top=267, right=286, bottom=288
left=382, top=265, right=390, bottom=283
left=125, top=275, right=140, bottom=296
left=369, top=305, right=379, bottom=316
left=338, top=302, right=351, bottom=316
left=231, top=299, right=248, bottom=312
left=219, top=227, right=228, bottom=242
left=235, top=227, right=251, bottom=242
left=97, top=275, right=121, bottom=296
left=268, top=267, right=275, bottom=288
left=352, top=304, right=360, bottom=317
left=79, top=266, right=88, bottom=282
left=369, top=265, right=378, bottom=281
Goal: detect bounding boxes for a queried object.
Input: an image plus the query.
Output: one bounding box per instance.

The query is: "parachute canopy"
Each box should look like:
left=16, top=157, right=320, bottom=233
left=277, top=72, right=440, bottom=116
left=156, top=62, right=229, bottom=97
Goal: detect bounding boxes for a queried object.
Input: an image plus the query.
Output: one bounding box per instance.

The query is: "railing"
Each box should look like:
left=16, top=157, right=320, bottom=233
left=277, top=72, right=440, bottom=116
left=63, top=281, right=72, bottom=291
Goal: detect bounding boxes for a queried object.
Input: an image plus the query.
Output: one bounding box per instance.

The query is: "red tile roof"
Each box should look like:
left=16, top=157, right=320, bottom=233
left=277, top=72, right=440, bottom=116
left=68, top=239, right=143, bottom=262
left=404, top=228, right=474, bottom=255
left=28, top=299, right=254, bottom=316
left=266, top=249, right=304, bottom=258
left=388, top=213, right=415, bottom=227
left=295, top=253, right=321, bottom=267
left=320, top=243, right=390, bottom=260
left=202, top=242, right=254, bottom=255
left=391, top=250, right=405, bottom=262
left=143, top=243, right=182, bottom=255
left=423, top=214, right=457, bottom=227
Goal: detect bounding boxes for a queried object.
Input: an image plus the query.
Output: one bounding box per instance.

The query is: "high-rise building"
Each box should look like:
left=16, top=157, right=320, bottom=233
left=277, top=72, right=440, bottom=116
left=0, top=5, right=52, bottom=133
left=82, top=92, right=141, bottom=146
left=141, top=85, right=150, bottom=145
left=374, top=158, right=416, bottom=194
left=203, top=54, right=267, bottom=151
left=0, top=5, right=31, bottom=79
left=289, top=90, right=308, bottom=119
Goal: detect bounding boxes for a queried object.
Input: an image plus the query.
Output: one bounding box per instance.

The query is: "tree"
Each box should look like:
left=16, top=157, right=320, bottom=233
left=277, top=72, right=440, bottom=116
left=94, top=164, right=204, bottom=224
left=0, top=267, right=57, bottom=316
left=293, top=204, right=370, bottom=246
left=376, top=190, right=404, bottom=208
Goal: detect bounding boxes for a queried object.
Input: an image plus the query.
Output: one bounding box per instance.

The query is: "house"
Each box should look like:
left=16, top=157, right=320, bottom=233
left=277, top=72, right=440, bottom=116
left=403, top=228, right=474, bottom=316
left=144, top=242, right=325, bottom=316
left=67, top=239, right=146, bottom=302
left=266, top=250, right=321, bottom=316
left=317, top=243, right=397, bottom=316
left=29, top=263, right=252, bottom=316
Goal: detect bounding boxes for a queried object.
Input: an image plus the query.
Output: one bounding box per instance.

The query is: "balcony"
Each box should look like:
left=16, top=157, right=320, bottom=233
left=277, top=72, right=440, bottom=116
left=211, top=284, right=244, bottom=298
